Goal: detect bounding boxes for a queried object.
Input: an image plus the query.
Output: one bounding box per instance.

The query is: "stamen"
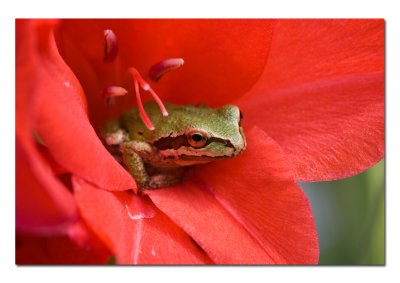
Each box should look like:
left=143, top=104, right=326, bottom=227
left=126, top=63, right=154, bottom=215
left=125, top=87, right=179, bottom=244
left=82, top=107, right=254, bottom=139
left=149, top=58, right=184, bottom=82
left=102, top=61, right=172, bottom=130
left=104, top=29, right=118, bottom=62
left=102, top=86, right=128, bottom=105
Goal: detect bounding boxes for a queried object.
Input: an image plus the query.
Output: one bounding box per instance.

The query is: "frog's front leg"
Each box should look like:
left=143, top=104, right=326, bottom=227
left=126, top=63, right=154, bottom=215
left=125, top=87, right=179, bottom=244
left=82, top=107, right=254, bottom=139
left=120, top=141, right=186, bottom=190
left=101, top=119, right=129, bottom=146
left=120, top=141, right=153, bottom=190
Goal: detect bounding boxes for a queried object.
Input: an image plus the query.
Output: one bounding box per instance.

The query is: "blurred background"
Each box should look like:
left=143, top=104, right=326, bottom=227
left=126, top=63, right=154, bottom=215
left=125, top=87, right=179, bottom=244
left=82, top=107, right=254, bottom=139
left=301, top=160, right=384, bottom=265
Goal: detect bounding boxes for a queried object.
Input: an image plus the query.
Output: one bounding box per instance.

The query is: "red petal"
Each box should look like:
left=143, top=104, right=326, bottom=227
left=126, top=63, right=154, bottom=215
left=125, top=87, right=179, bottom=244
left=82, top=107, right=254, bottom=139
left=56, top=19, right=274, bottom=128
left=16, top=19, right=136, bottom=191
left=73, top=177, right=211, bottom=264
left=16, top=20, right=37, bottom=143
left=148, top=127, right=319, bottom=264
left=239, top=19, right=384, bottom=181
left=16, top=20, right=78, bottom=233
left=16, top=139, right=77, bottom=233
left=16, top=233, right=111, bottom=264
left=148, top=182, right=275, bottom=264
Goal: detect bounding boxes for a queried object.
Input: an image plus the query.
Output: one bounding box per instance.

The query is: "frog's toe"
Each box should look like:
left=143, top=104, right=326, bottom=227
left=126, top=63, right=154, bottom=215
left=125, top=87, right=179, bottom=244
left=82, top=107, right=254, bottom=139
left=103, top=129, right=128, bottom=145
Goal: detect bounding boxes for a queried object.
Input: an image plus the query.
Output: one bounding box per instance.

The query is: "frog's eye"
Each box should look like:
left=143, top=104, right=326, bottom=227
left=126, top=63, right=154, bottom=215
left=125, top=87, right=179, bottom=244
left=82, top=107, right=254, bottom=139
left=187, top=130, right=208, bottom=148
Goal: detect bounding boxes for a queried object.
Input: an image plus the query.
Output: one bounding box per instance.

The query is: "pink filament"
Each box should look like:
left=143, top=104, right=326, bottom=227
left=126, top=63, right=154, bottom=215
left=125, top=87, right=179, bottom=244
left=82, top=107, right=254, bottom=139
left=148, top=88, right=168, bottom=116
left=133, top=78, right=155, bottom=130
left=128, top=68, right=169, bottom=130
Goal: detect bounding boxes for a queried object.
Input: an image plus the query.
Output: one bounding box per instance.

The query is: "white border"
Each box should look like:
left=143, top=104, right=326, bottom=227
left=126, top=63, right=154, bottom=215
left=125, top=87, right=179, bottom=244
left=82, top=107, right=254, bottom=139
left=2, top=0, right=399, bottom=283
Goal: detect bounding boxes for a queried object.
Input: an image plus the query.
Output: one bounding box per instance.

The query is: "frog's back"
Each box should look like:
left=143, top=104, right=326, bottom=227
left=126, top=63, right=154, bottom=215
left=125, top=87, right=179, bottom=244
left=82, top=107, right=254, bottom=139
left=120, top=102, right=182, bottom=142
left=120, top=101, right=236, bottom=143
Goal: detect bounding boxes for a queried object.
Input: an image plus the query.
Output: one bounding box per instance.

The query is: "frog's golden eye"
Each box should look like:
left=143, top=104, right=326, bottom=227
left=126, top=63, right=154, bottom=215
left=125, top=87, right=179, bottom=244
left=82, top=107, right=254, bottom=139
left=187, top=130, right=208, bottom=148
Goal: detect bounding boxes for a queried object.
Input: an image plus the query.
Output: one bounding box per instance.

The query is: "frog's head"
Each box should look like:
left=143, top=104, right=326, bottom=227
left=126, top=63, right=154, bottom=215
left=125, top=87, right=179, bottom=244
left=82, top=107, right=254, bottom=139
left=154, top=104, right=246, bottom=166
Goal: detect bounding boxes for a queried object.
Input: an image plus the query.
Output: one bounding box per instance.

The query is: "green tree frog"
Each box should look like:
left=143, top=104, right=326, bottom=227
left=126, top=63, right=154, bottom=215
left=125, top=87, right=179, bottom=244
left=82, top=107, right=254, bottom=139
left=101, top=102, right=246, bottom=190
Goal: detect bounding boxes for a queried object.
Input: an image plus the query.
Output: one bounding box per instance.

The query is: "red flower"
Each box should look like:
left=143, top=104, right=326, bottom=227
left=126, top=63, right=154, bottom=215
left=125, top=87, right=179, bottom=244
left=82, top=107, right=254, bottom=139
left=16, top=19, right=384, bottom=264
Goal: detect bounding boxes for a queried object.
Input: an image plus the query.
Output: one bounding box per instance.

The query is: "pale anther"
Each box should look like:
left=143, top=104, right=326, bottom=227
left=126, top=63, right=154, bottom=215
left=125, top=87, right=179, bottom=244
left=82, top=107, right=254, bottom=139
left=104, top=29, right=118, bottom=62
left=149, top=58, right=184, bottom=82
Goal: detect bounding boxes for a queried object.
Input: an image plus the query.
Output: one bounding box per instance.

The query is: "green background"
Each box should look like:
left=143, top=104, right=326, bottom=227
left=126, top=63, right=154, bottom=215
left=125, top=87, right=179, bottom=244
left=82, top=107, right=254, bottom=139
left=301, top=160, right=384, bottom=265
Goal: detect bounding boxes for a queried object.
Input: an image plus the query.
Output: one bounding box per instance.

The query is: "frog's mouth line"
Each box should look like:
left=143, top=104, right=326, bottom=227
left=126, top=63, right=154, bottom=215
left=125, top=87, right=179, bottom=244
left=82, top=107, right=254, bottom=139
left=178, top=154, right=233, bottom=161
left=173, top=147, right=245, bottom=161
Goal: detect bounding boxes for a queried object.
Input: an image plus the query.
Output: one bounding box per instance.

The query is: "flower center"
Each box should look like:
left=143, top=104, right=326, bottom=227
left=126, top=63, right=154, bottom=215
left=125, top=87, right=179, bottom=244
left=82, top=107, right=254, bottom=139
left=101, top=29, right=184, bottom=131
